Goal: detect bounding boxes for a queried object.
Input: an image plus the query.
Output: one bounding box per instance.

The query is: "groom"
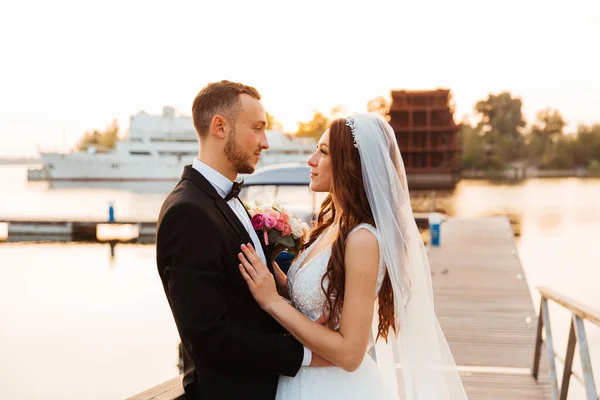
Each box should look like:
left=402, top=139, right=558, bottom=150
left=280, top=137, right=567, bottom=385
left=156, top=81, right=313, bottom=399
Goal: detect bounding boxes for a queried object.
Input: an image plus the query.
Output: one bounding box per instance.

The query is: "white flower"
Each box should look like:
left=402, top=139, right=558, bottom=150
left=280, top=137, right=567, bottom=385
left=272, top=200, right=282, bottom=211
left=300, top=222, right=310, bottom=235
left=289, top=219, right=304, bottom=238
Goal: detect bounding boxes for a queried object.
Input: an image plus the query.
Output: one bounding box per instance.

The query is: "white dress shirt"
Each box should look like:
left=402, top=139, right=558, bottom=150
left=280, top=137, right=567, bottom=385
left=192, top=159, right=312, bottom=367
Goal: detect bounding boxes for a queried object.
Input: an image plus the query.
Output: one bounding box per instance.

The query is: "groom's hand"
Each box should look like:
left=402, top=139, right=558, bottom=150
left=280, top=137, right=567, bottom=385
left=272, top=262, right=289, bottom=298
left=310, top=353, right=334, bottom=367
left=315, top=312, right=330, bottom=326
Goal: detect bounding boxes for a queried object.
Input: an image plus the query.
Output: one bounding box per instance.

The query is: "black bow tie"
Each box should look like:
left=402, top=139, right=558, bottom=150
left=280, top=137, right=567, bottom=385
left=224, top=180, right=244, bottom=201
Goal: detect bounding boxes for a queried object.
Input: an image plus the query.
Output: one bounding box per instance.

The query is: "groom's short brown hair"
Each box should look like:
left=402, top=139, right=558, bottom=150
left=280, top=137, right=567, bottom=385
left=192, top=80, right=261, bottom=139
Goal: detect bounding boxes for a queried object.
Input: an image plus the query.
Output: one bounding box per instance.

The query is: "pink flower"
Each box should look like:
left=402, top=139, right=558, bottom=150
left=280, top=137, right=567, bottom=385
left=251, top=214, right=264, bottom=230
left=281, top=222, right=292, bottom=237
left=275, top=219, right=286, bottom=232
left=263, top=215, right=277, bottom=229
left=279, top=214, right=289, bottom=223
left=265, top=210, right=280, bottom=220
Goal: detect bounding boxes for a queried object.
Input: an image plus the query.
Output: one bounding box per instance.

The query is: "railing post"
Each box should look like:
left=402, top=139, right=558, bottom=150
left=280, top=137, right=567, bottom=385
left=573, top=316, right=598, bottom=400
left=559, top=317, right=577, bottom=400
left=541, top=298, right=560, bottom=399
left=532, top=300, right=544, bottom=380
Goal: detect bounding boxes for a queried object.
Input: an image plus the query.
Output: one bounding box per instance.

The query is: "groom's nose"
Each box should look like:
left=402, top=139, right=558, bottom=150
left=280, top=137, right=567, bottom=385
left=258, top=132, right=269, bottom=150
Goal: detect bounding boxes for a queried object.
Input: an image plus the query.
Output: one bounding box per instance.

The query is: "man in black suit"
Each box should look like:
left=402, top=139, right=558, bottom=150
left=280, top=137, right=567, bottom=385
left=156, top=81, right=316, bottom=399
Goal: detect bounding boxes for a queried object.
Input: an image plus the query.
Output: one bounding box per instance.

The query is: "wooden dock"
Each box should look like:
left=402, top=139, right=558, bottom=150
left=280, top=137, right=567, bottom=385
left=428, top=217, right=551, bottom=399
left=0, top=214, right=437, bottom=244
left=130, top=216, right=551, bottom=399
left=0, top=219, right=157, bottom=243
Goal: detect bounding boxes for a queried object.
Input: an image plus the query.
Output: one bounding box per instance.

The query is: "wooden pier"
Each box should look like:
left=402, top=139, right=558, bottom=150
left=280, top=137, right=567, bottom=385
left=0, top=214, right=439, bottom=244
left=428, top=217, right=551, bottom=399
left=0, top=219, right=157, bottom=243
left=129, top=216, right=554, bottom=399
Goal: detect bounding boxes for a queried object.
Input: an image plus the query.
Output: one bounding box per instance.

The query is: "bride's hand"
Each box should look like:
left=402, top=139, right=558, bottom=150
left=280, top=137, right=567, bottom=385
left=238, top=243, right=281, bottom=310
left=271, top=261, right=289, bottom=298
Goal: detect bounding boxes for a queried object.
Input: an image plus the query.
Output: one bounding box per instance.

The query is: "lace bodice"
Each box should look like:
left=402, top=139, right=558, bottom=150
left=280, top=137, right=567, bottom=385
left=286, top=223, right=386, bottom=322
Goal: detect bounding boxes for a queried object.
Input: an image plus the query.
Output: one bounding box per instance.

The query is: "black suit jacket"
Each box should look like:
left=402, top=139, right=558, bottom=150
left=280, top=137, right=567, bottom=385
left=156, top=166, right=304, bottom=400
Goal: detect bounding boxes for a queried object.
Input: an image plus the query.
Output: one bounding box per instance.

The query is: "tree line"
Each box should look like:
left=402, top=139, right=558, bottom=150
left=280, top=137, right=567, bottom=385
left=457, top=92, right=600, bottom=172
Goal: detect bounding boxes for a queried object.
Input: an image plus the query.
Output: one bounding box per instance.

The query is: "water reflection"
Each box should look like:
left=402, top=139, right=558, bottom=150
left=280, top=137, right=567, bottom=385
left=2, top=164, right=600, bottom=398
left=0, top=242, right=181, bottom=399
left=0, top=167, right=170, bottom=221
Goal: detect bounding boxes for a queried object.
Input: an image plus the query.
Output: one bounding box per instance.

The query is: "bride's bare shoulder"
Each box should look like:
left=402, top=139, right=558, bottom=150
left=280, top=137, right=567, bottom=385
left=345, top=227, right=379, bottom=266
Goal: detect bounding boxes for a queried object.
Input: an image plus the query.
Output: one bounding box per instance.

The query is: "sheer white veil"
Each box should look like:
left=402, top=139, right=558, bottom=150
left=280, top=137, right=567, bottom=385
left=348, top=113, right=468, bottom=399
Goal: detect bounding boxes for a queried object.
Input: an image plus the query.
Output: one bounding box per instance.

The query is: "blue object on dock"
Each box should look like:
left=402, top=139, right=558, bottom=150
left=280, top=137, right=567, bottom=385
left=108, top=202, right=115, bottom=223
left=429, top=213, right=441, bottom=246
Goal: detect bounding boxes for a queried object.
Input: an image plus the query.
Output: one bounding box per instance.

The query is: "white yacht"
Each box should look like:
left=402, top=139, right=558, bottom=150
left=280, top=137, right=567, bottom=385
left=32, top=106, right=315, bottom=181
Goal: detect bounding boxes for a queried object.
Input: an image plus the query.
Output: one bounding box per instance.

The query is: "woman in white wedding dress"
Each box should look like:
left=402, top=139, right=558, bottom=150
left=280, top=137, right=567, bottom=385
left=238, top=114, right=468, bottom=400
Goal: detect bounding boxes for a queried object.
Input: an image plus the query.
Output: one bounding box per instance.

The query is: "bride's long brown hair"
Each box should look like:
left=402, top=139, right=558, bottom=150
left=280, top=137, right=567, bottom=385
left=301, top=118, right=396, bottom=342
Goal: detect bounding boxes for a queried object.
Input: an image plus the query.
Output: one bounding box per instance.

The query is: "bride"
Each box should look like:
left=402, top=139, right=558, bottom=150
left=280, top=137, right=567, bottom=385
left=237, top=113, right=468, bottom=399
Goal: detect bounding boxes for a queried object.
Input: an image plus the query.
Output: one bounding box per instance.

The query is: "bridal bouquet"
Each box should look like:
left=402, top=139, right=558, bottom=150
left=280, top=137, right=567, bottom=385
left=245, top=200, right=310, bottom=261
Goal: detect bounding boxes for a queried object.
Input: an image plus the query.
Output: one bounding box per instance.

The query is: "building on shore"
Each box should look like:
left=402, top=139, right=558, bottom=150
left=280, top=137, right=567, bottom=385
left=387, top=89, right=460, bottom=190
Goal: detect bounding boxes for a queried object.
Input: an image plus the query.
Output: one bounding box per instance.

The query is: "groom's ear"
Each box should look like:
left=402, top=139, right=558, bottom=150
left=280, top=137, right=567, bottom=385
left=210, top=115, right=229, bottom=139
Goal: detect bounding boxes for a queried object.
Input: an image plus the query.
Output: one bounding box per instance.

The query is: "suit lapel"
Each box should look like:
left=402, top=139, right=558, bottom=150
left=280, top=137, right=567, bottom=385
left=182, top=165, right=274, bottom=274
left=181, top=166, right=251, bottom=245
left=237, top=197, right=273, bottom=274
left=215, top=200, right=253, bottom=245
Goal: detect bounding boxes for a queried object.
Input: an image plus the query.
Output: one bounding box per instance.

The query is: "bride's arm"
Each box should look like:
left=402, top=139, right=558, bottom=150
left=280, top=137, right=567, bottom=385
left=238, top=229, right=379, bottom=372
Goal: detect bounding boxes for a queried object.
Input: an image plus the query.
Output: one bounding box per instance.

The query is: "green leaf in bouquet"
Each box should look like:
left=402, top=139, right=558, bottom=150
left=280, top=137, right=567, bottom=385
left=276, top=235, right=296, bottom=248
left=267, top=229, right=279, bottom=245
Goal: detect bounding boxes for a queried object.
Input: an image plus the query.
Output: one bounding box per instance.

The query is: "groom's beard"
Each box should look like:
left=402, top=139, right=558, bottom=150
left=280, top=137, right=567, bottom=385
left=224, top=128, right=255, bottom=174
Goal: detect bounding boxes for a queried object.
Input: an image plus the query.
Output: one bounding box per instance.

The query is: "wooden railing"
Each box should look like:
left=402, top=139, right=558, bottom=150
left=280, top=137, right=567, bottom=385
left=127, top=375, right=184, bottom=400
left=533, top=286, right=599, bottom=400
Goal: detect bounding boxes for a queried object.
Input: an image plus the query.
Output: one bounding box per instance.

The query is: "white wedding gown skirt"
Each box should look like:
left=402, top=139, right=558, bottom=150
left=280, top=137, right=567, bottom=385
left=276, top=353, right=398, bottom=400
left=277, top=224, right=399, bottom=400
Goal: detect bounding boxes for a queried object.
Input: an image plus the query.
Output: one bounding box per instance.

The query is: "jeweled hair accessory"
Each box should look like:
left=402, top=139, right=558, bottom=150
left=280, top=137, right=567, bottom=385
left=344, top=116, right=359, bottom=149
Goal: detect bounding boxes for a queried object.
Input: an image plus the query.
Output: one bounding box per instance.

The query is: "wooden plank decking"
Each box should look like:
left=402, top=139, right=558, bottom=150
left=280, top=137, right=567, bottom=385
left=429, top=216, right=551, bottom=399
left=129, top=216, right=551, bottom=399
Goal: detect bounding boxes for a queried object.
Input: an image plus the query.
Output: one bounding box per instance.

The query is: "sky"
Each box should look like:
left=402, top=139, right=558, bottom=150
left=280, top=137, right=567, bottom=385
left=0, top=0, right=598, bottom=155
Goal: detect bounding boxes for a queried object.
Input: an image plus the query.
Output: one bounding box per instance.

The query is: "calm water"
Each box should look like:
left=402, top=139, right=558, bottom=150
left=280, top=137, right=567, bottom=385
left=1, top=166, right=599, bottom=399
